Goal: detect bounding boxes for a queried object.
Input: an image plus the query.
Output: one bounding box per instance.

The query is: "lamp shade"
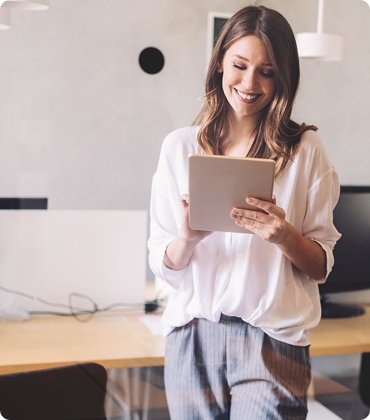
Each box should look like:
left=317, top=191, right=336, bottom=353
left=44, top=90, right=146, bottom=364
left=0, top=7, right=10, bottom=30
left=296, top=32, right=344, bottom=61
left=1, top=0, right=49, bottom=10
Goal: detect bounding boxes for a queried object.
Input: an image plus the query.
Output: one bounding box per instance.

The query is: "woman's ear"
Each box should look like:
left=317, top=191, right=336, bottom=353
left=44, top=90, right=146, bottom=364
left=217, top=61, right=223, bottom=73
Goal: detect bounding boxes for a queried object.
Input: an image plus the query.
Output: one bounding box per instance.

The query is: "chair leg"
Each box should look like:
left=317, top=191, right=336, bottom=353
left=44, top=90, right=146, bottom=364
left=359, top=352, right=370, bottom=407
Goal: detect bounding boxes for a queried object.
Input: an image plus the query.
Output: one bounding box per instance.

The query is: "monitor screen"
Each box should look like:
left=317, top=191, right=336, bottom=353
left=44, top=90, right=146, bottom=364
left=319, top=186, right=370, bottom=317
left=0, top=198, right=48, bottom=210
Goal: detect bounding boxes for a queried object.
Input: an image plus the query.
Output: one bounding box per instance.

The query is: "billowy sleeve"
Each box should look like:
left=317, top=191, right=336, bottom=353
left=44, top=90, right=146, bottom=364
left=147, top=132, right=192, bottom=288
left=302, top=141, right=342, bottom=283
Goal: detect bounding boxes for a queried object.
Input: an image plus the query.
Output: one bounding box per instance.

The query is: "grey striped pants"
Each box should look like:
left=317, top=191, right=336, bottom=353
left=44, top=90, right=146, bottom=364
left=164, top=315, right=310, bottom=420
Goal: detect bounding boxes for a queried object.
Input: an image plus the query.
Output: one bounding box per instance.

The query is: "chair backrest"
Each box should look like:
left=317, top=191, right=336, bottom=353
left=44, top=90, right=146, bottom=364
left=0, top=363, right=107, bottom=420
left=359, top=352, right=370, bottom=408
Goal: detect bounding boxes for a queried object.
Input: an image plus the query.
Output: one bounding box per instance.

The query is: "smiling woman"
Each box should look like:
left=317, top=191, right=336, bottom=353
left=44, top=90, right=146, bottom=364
left=148, top=5, right=341, bottom=419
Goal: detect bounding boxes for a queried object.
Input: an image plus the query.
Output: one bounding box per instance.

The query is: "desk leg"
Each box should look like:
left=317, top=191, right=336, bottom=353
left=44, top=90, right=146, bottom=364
left=307, top=377, right=315, bottom=399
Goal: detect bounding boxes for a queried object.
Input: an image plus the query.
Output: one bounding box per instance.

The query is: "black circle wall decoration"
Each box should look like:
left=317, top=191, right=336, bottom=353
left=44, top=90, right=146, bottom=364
left=138, top=47, right=165, bottom=74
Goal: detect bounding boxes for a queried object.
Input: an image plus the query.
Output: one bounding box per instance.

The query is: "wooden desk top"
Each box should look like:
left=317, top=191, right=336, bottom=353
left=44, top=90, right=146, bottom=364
left=309, top=304, right=370, bottom=356
left=1, top=305, right=370, bottom=374
left=0, top=311, right=165, bottom=374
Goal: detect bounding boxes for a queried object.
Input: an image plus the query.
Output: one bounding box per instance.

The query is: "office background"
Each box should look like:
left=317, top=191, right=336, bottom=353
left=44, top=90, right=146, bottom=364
left=0, top=0, right=369, bottom=381
left=0, top=0, right=369, bottom=209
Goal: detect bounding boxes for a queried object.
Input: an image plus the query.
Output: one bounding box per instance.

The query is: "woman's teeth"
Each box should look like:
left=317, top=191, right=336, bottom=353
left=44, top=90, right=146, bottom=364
left=236, top=89, right=259, bottom=101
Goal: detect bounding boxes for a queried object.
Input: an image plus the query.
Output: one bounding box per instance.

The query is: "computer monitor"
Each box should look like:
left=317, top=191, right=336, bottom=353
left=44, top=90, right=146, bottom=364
left=319, top=186, right=370, bottom=318
left=0, top=197, right=48, bottom=210
left=0, top=210, right=147, bottom=315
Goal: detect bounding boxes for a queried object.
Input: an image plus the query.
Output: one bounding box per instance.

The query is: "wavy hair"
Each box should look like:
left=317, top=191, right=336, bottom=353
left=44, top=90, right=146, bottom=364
left=193, top=5, right=317, bottom=174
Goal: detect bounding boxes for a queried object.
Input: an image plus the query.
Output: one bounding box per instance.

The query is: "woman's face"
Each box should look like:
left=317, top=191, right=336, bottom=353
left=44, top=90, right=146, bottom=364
left=218, top=35, right=276, bottom=121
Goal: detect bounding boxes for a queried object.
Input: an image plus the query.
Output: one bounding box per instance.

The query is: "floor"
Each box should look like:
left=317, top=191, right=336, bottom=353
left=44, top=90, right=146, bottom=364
left=105, top=367, right=370, bottom=420
left=307, top=399, right=342, bottom=419
left=312, top=373, right=369, bottom=420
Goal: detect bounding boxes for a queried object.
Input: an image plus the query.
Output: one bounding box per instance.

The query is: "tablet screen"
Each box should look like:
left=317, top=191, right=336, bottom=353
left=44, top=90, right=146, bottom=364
left=189, top=154, right=275, bottom=233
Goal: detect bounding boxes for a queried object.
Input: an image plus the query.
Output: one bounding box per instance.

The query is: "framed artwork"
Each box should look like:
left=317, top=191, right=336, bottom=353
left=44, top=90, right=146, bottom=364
left=206, top=12, right=232, bottom=65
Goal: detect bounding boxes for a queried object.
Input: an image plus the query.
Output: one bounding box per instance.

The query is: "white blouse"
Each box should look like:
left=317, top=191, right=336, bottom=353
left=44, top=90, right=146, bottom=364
left=148, top=126, right=341, bottom=346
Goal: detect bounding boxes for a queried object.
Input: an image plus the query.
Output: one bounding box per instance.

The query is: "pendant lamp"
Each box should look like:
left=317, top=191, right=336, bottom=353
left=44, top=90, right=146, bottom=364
left=295, top=0, right=343, bottom=61
left=0, top=6, right=10, bottom=30
left=1, top=0, right=49, bottom=11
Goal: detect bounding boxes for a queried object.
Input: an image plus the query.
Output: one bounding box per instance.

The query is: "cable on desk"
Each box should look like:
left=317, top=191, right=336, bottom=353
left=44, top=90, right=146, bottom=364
left=0, top=284, right=165, bottom=322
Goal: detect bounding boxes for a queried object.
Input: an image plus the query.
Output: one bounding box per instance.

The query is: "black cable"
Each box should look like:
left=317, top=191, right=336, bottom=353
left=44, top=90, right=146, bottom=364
left=0, top=284, right=73, bottom=310
left=0, top=284, right=164, bottom=322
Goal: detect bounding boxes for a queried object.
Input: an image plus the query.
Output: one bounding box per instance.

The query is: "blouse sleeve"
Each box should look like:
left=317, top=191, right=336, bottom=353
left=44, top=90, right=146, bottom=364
left=302, top=140, right=342, bottom=282
left=147, top=132, right=192, bottom=288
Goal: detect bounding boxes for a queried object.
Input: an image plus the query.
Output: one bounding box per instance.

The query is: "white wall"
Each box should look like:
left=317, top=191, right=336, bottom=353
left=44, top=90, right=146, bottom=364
left=0, top=0, right=243, bottom=209
left=0, top=0, right=369, bottom=380
left=1, top=0, right=368, bottom=212
left=2, top=0, right=369, bottom=294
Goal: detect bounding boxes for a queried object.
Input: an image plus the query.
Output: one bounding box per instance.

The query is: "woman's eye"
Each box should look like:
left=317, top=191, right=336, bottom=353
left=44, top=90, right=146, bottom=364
left=232, top=63, right=245, bottom=70
left=261, top=70, right=274, bottom=78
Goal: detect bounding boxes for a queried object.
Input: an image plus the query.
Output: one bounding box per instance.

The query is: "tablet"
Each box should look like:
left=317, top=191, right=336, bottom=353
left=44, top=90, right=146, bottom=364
left=189, top=154, right=275, bottom=233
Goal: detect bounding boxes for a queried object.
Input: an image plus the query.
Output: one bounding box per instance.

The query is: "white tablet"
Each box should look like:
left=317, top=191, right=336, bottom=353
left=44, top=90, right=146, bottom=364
left=189, top=154, right=275, bottom=233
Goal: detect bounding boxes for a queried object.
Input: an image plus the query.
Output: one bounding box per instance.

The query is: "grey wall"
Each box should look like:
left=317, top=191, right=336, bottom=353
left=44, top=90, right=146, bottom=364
left=1, top=0, right=369, bottom=212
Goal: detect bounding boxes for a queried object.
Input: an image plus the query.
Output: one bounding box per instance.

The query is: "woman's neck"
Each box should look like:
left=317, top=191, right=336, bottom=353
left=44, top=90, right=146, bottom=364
left=221, top=113, right=260, bottom=157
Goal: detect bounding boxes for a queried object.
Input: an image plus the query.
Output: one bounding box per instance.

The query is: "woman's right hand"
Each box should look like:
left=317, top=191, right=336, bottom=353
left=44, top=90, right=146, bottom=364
left=163, top=194, right=212, bottom=270
left=178, top=194, right=212, bottom=243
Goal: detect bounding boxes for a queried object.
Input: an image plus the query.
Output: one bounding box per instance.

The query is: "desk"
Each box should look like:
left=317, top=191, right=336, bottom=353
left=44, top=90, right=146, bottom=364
left=309, top=304, right=370, bottom=356
left=0, top=312, right=165, bottom=374
left=1, top=306, right=370, bottom=374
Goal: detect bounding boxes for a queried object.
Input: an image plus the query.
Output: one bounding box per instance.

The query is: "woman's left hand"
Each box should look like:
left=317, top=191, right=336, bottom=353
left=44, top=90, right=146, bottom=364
left=230, top=195, right=288, bottom=243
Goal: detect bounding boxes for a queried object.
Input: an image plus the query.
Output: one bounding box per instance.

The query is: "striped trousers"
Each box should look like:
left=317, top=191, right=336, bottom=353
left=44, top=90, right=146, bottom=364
left=165, top=315, right=310, bottom=420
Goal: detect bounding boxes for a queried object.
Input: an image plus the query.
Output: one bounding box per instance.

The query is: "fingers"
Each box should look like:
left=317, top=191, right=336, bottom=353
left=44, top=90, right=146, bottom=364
left=230, top=195, right=287, bottom=242
left=245, top=196, right=285, bottom=219
left=230, top=209, right=267, bottom=238
left=230, top=206, right=287, bottom=243
left=230, top=207, right=267, bottom=227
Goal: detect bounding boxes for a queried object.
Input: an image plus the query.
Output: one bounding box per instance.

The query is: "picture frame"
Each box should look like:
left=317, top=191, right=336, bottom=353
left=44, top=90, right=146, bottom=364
left=206, top=12, right=232, bottom=65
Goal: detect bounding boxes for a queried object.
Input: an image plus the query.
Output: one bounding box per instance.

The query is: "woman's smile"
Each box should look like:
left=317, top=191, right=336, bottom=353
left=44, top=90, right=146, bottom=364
left=234, top=88, right=261, bottom=103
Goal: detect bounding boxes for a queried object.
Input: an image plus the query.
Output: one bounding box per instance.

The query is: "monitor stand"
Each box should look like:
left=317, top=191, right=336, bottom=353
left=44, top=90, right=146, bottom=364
left=320, top=295, right=365, bottom=319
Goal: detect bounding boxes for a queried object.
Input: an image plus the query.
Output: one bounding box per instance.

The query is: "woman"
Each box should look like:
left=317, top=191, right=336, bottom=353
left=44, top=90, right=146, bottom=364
left=148, top=5, right=341, bottom=419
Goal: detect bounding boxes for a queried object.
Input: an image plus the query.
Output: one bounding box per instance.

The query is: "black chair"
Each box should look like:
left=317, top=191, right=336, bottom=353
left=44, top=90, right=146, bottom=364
left=0, top=363, right=107, bottom=420
left=359, top=352, right=370, bottom=408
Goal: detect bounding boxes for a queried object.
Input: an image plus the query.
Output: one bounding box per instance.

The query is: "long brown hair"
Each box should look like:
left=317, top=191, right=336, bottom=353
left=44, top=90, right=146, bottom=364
left=193, top=5, right=317, bottom=174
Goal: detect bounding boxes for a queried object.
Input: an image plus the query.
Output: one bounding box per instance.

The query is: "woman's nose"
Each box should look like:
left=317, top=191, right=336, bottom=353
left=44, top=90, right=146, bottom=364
left=242, top=70, right=257, bottom=90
